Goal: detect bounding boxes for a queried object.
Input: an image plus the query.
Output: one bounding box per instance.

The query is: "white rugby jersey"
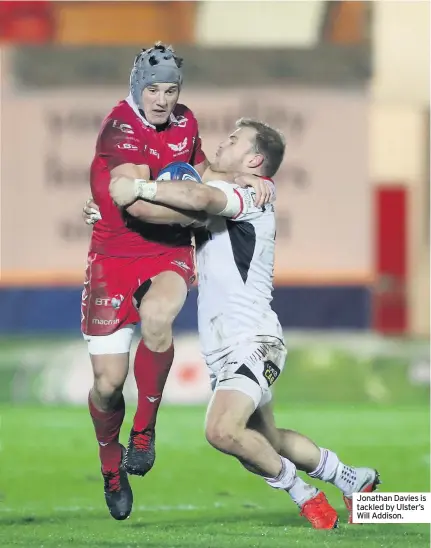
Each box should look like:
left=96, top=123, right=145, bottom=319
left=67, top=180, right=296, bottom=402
left=195, top=180, right=283, bottom=360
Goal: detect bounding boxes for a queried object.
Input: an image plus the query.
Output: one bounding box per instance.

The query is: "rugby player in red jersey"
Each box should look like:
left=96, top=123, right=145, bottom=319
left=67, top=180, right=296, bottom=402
left=82, top=42, right=273, bottom=520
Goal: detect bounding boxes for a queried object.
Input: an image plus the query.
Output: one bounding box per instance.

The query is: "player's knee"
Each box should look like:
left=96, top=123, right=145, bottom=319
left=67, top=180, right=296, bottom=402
left=93, top=373, right=124, bottom=406
left=205, top=420, right=241, bottom=453
left=139, top=300, right=173, bottom=350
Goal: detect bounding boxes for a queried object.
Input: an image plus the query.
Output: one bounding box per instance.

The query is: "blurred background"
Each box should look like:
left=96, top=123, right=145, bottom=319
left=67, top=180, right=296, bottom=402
left=0, top=0, right=429, bottom=408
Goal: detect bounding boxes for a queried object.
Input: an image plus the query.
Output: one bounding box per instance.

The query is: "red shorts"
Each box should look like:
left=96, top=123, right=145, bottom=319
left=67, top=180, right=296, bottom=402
left=81, top=247, right=195, bottom=336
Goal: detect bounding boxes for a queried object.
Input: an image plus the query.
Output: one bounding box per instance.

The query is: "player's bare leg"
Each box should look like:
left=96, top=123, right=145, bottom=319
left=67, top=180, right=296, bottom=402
left=248, top=404, right=380, bottom=524
left=125, top=271, right=188, bottom=476
left=88, top=350, right=133, bottom=520
left=205, top=390, right=338, bottom=529
left=242, top=403, right=338, bottom=529
left=246, top=405, right=321, bottom=470
left=276, top=428, right=380, bottom=523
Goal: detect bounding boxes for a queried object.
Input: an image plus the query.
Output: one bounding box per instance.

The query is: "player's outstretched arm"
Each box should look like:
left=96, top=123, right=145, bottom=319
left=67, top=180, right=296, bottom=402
left=109, top=164, right=205, bottom=225
left=149, top=179, right=229, bottom=215
left=110, top=176, right=245, bottom=218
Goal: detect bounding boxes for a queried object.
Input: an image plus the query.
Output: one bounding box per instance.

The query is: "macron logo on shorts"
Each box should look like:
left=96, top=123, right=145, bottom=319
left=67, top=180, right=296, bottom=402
left=92, top=318, right=120, bottom=326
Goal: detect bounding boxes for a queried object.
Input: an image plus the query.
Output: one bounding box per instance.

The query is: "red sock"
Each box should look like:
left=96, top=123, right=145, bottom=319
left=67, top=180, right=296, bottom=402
left=88, top=392, right=125, bottom=472
left=133, top=339, right=174, bottom=432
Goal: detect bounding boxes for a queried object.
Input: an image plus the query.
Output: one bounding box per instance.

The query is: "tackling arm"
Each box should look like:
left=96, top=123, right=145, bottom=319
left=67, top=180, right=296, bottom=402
left=110, top=163, right=206, bottom=225
left=144, top=180, right=229, bottom=215
left=110, top=176, right=245, bottom=218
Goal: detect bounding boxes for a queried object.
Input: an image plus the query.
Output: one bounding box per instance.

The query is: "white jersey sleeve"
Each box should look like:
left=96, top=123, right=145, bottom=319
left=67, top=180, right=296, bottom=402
left=206, top=180, right=263, bottom=221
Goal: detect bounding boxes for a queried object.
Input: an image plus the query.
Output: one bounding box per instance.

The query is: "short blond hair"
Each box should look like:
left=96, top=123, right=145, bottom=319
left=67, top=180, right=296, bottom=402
left=236, top=118, right=286, bottom=177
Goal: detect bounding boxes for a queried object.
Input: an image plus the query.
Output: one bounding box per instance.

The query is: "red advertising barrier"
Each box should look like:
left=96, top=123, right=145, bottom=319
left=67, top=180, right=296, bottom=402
left=373, top=185, right=408, bottom=334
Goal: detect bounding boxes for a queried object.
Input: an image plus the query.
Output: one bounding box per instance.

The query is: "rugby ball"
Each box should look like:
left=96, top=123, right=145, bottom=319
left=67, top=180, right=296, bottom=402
left=157, top=161, right=202, bottom=183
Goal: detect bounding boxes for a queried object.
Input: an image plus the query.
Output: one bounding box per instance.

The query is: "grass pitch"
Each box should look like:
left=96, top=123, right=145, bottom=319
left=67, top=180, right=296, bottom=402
left=0, top=403, right=429, bottom=547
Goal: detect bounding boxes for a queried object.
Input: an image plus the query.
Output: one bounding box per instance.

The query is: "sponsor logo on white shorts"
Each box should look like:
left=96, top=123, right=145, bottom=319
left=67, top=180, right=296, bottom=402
left=263, top=360, right=281, bottom=387
left=92, top=318, right=120, bottom=325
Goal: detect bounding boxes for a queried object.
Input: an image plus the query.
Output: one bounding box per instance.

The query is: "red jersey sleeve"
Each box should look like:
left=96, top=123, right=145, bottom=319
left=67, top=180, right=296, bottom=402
left=190, top=118, right=207, bottom=167
left=97, top=117, right=146, bottom=171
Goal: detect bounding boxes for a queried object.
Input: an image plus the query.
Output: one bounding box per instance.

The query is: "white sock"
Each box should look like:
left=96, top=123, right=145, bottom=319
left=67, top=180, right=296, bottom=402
left=264, top=456, right=297, bottom=490
left=308, top=448, right=339, bottom=481
left=332, top=463, right=358, bottom=496
left=286, top=476, right=318, bottom=507
left=309, top=448, right=357, bottom=496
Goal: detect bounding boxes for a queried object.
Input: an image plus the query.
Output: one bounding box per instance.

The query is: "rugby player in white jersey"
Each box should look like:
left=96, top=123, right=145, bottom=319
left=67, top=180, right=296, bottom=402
left=105, top=118, right=380, bottom=528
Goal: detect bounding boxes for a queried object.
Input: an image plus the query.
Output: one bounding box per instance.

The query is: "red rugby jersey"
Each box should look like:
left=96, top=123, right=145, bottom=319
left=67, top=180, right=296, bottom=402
left=90, top=97, right=206, bottom=257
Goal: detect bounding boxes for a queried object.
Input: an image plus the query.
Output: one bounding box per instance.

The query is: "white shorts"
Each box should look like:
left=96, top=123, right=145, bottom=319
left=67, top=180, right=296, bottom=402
left=207, top=337, right=287, bottom=410
left=83, top=324, right=135, bottom=355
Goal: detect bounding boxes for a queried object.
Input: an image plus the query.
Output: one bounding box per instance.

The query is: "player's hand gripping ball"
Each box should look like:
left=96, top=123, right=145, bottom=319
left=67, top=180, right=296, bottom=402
left=156, top=162, right=203, bottom=183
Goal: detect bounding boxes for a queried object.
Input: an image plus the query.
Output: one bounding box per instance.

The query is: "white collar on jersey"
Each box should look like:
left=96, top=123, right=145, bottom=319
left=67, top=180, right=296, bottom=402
left=125, top=94, right=179, bottom=129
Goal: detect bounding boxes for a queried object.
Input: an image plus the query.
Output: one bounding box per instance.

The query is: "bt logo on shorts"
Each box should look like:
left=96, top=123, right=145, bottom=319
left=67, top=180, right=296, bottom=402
left=95, top=294, right=124, bottom=309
